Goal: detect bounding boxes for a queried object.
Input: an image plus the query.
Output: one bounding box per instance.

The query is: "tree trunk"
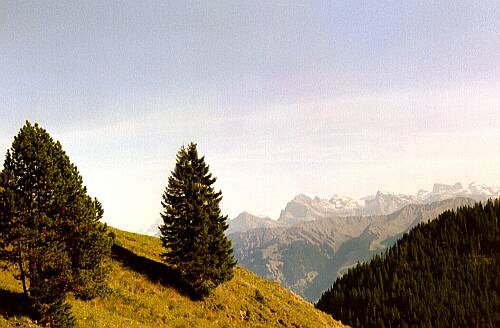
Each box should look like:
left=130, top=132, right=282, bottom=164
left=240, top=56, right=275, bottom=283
left=17, top=245, right=28, bottom=302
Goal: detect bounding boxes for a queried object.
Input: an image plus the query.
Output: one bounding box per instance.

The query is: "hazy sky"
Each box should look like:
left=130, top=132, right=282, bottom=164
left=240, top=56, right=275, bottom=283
left=1, top=1, right=500, bottom=232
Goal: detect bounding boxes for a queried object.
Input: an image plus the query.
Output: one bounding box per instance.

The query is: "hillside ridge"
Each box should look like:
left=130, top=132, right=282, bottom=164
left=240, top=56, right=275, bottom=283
left=0, top=228, right=344, bottom=328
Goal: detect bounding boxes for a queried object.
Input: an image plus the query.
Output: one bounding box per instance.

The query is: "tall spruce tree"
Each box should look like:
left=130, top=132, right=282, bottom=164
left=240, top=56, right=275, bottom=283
left=0, top=121, right=112, bottom=326
left=159, top=143, right=235, bottom=298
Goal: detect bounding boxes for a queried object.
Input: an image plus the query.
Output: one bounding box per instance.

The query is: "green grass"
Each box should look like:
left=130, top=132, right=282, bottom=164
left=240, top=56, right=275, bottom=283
left=0, top=228, right=345, bottom=327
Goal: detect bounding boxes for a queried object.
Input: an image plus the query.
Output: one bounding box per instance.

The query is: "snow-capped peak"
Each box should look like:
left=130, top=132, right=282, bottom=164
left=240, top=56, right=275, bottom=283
left=277, top=182, right=500, bottom=225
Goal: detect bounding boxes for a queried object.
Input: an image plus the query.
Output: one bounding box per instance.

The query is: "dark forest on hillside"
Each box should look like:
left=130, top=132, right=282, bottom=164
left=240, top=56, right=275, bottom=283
left=316, top=200, right=500, bottom=328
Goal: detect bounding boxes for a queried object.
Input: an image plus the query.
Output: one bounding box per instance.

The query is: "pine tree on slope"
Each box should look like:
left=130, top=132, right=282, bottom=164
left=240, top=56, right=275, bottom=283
left=159, top=143, right=235, bottom=298
left=0, top=121, right=112, bottom=326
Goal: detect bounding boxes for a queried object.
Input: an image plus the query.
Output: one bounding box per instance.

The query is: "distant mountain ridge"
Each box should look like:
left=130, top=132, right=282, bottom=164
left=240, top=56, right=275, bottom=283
left=227, top=212, right=282, bottom=234
left=229, top=197, right=478, bottom=301
left=142, top=212, right=282, bottom=237
left=143, top=182, right=500, bottom=236
left=277, top=182, right=500, bottom=226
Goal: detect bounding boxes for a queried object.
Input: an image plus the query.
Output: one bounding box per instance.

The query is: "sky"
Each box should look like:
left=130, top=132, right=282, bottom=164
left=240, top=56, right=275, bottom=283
left=1, top=1, right=500, bottom=232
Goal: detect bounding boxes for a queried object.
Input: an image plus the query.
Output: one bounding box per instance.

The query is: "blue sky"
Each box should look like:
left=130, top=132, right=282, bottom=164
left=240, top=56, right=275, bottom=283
left=1, top=1, right=500, bottom=231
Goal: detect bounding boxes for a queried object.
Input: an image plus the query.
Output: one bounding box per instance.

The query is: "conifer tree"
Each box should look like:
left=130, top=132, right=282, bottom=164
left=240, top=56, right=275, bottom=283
left=159, top=143, right=235, bottom=298
left=0, top=121, right=112, bottom=326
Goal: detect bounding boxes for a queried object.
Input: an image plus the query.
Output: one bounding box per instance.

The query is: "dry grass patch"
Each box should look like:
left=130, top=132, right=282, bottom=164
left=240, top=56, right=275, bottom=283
left=0, top=228, right=345, bottom=327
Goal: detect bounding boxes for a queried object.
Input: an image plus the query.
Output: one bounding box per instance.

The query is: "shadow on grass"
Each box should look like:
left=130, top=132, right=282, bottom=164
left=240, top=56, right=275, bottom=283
left=0, top=289, right=32, bottom=319
left=111, top=244, right=197, bottom=299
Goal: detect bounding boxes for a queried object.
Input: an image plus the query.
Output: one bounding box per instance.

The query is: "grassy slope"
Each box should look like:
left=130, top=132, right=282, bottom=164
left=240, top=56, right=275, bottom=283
left=0, top=228, right=344, bottom=327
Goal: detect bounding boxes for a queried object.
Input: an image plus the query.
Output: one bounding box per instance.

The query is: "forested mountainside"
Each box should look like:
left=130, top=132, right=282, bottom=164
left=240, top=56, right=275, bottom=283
left=230, top=198, right=476, bottom=301
left=316, top=199, right=500, bottom=328
left=303, top=197, right=476, bottom=300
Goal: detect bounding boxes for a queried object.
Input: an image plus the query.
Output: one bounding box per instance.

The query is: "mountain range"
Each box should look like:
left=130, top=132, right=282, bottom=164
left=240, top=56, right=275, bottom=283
left=276, top=182, right=499, bottom=226
left=228, top=182, right=499, bottom=301
left=143, top=182, right=499, bottom=301
left=143, top=182, right=499, bottom=236
left=230, top=197, right=477, bottom=301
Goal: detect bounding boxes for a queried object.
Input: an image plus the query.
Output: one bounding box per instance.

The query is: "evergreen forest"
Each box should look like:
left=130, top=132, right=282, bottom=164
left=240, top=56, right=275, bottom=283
left=316, top=200, right=500, bottom=328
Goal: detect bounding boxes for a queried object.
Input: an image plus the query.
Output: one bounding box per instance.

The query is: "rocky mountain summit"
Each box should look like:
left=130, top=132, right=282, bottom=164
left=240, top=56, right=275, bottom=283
left=227, top=211, right=283, bottom=234
left=276, top=182, right=500, bottom=226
